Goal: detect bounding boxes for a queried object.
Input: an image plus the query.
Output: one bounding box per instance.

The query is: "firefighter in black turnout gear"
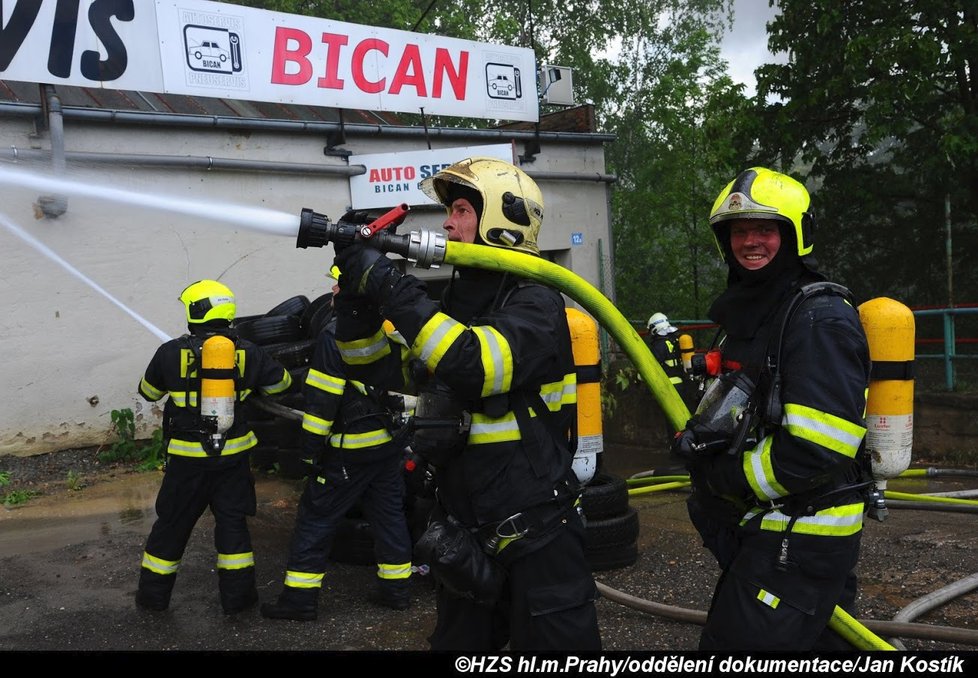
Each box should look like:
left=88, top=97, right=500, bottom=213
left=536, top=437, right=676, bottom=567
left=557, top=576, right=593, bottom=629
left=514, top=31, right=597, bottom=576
left=261, top=271, right=413, bottom=621
left=333, top=157, right=601, bottom=651
left=672, top=168, right=871, bottom=650
left=136, top=280, right=293, bottom=614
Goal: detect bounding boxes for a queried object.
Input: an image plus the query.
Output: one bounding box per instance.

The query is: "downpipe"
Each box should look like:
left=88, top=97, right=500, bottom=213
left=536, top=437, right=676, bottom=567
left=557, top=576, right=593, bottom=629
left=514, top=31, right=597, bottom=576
left=292, top=212, right=893, bottom=650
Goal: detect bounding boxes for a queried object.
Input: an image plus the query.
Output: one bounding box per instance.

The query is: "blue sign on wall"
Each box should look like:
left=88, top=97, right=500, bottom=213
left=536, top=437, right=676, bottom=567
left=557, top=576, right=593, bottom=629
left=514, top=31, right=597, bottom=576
left=571, top=232, right=584, bottom=246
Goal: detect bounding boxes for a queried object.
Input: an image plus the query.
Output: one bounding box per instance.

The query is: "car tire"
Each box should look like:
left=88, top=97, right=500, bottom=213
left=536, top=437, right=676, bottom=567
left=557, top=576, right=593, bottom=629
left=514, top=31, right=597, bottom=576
left=581, top=472, right=629, bottom=520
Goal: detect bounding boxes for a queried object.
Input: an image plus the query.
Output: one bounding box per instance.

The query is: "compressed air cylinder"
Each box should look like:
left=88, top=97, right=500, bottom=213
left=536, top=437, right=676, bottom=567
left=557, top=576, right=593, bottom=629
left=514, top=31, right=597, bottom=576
left=565, top=308, right=602, bottom=485
left=858, top=298, right=915, bottom=485
left=678, top=333, right=694, bottom=371
left=201, top=335, right=237, bottom=436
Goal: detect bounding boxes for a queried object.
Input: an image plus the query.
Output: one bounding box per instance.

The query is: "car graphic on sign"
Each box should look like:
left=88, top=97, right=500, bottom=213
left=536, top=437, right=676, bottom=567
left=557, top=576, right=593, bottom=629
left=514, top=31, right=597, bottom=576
left=184, top=24, right=243, bottom=74
left=485, top=63, right=522, bottom=100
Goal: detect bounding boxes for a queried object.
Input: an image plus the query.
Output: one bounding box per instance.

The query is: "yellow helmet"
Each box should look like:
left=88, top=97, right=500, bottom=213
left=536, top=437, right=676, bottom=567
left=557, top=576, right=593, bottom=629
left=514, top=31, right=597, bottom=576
left=179, top=280, right=236, bottom=325
left=420, top=156, right=544, bottom=255
left=709, top=167, right=814, bottom=258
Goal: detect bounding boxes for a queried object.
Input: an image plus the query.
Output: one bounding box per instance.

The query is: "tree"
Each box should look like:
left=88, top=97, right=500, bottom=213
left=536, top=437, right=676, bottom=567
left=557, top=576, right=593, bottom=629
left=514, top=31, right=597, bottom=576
left=753, top=0, right=978, bottom=307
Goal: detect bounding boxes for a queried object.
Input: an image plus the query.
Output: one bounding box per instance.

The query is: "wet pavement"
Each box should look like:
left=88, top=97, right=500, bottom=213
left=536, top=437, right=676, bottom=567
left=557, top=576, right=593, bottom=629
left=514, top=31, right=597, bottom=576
left=2, top=444, right=978, bottom=656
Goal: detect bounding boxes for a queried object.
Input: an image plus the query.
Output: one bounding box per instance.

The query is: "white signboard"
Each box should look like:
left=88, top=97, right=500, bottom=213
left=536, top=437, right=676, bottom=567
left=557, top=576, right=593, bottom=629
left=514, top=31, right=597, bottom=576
left=348, top=143, right=515, bottom=210
left=0, top=0, right=539, bottom=122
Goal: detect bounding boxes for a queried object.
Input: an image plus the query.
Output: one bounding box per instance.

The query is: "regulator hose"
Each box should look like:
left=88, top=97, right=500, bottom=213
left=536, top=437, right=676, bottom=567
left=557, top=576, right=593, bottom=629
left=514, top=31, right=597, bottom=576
left=440, top=241, right=894, bottom=651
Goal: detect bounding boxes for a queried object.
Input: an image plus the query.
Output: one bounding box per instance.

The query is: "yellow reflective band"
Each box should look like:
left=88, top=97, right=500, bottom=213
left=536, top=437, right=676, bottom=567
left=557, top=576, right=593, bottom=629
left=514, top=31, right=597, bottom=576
left=469, top=412, right=521, bottom=444
left=305, top=368, right=345, bottom=395
left=337, top=330, right=391, bottom=365
left=757, top=589, right=780, bottom=609
left=329, top=428, right=393, bottom=449
left=472, top=325, right=513, bottom=397
left=414, top=312, right=465, bottom=370
left=540, top=373, right=577, bottom=410
left=262, top=371, right=292, bottom=395
left=167, top=431, right=258, bottom=458
left=141, top=552, right=180, bottom=576
left=744, top=435, right=789, bottom=501
left=743, top=502, right=864, bottom=536
left=377, top=562, right=412, bottom=580
left=284, top=570, right=324, bottom=589
left=783, top=403, right=866, bottom=458
left=217, top=551, right=255, bottom=571
left=302, top=413, right=332, bottom=436
left=180, top=348, right=196, bottom=378
left=139, top=378, right=165, bottom=401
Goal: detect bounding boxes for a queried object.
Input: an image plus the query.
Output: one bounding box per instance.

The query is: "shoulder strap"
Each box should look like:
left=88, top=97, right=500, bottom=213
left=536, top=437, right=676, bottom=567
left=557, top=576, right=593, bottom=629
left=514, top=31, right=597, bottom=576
left=760, top=281, right=854, bottom=425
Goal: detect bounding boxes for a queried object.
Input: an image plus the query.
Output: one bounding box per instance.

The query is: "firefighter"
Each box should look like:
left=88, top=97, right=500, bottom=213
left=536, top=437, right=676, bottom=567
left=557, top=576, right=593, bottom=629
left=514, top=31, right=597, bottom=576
left=645, top=312, right=697, bottom=411
left=332, top=157, right=601, bottom=651
left=260, top=269, right=413, bottom=620
left=135, top=280, right=293, bottom=614
left=671, top=167, right=871, bottom=650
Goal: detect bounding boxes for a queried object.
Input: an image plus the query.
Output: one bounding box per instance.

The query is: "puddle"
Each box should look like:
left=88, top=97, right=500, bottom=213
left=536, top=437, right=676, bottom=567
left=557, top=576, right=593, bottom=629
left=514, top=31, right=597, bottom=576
left=0, top=472, right=300, bottom=557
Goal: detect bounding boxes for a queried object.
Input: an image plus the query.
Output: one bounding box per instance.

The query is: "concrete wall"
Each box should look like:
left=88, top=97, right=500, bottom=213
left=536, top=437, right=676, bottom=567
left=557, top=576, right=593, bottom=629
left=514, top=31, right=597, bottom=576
left=0, top=111, right=612, bottom=456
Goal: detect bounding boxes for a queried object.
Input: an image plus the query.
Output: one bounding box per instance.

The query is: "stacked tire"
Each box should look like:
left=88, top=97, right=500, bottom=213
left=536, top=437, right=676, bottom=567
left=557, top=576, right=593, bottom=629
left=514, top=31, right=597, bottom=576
left=581, top=471, right=639, bottom=571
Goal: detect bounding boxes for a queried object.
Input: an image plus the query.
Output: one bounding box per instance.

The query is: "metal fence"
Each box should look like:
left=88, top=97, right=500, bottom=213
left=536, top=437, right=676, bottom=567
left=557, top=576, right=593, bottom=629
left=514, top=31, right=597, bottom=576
left=617, top=306, right=978, bottom=393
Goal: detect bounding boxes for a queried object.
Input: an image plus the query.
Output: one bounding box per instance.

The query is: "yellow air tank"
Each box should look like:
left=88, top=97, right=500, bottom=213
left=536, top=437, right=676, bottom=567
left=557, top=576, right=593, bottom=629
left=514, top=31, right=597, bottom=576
left=201, top=335, right=237, bottom=450
left=678, top=333, right=694, bottom=372
left=858, top=298, right=915, bottom=486
left=566, top=308, right=602, bottom=485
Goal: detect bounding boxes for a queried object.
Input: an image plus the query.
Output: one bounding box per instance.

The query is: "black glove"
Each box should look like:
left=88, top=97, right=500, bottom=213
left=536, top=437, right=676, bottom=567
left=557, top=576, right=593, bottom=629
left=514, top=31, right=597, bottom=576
left=332, top=287, right=383, bottom=341
left=337, top=209, right=372, bottom=225
left=670, top=415, right=732, bottom=469
left=334, top=245, right=401, bottom=304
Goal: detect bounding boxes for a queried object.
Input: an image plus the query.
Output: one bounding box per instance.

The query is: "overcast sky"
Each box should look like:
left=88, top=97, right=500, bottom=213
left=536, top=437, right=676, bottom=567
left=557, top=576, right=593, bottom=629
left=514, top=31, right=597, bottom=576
left=718, top=0, right=785, bottom=96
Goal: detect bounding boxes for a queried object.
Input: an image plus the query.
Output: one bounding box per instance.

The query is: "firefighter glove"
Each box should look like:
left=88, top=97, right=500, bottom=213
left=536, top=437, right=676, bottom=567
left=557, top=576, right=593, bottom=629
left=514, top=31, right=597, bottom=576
left=335, top=244, right=401, bottom=304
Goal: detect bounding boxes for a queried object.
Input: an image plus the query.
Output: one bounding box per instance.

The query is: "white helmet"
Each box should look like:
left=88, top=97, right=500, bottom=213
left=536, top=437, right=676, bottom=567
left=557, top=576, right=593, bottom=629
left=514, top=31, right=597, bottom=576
left=647, top=312, right=677, bottom=336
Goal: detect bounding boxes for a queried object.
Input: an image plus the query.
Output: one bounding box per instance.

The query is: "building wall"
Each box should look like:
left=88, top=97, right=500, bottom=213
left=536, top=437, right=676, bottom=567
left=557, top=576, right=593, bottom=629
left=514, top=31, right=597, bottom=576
left=0, top=112, right=613, bottom=455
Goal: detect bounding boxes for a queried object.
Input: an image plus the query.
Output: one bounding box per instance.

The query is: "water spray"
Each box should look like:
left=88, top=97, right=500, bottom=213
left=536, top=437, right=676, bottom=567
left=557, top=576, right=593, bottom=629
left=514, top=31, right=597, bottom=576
left=0, top=210, right=173, bottom=342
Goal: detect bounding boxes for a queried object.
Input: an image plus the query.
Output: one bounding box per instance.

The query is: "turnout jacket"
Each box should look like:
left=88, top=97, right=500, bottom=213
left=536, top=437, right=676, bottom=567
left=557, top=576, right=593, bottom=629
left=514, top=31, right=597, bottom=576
left=300, top=323, right=403, bottom=464
left=138, top=331, right=292, bottom=459
left=335, top=267, right=578, bottom=529
left=709, top=285, right=872, bottom=538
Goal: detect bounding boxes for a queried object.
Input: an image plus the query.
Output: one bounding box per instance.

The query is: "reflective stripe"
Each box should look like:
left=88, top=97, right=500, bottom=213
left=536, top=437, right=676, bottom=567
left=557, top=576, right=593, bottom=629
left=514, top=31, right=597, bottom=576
left=284, top=570, right=324, bottom=589
left=377, top=562, right=412, bottom=580
left=783, top=402, right=866, bottom=459
left=743, top=436, right=789, bottom=501
left=217, top=551, right=255, bottom=571
left=336, top=329, right=391, bottom=365
left=540, top=373, right=577, bottom=410
left=141, top=552, right=179, bottom=576
left=472, top=325, right=513, bottom=397
left=302, top=412, right=332, bottom=436
left=167, top=431, right=258, bottom=458
left=414, top=312, right=465, bottom=370
left=742, top=502, right=864, bottom=536
left=757, top=589, right=780, bottom=609
left=261, top=371, right=293, bottom=395
left=469, top=412, right=522, bottom=444
left=305, top=368, right=345, bottom=395
left=168, top=391, right=200, bottom=408
left=139, top=378, right=165, bottom=401
left=329, top=428, right=393, bottom=449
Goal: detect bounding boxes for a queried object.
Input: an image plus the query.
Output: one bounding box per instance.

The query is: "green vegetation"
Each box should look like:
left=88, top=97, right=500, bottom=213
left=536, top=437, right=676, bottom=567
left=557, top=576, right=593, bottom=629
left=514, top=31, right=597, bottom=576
left=66, top=469, right=84, bottom=491
left=1, top=472, right=38, bottom=507
left=100, top=408, right=165, bottom=471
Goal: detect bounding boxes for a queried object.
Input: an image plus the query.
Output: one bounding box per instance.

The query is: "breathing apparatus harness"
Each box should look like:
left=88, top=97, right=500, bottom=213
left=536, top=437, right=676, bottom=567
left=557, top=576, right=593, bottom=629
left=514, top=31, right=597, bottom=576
left=684, top=282, right=876, bottom=569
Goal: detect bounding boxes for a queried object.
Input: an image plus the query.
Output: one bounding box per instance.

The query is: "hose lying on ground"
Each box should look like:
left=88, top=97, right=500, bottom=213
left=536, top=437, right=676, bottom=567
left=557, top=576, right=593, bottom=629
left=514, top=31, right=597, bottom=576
left=595, top=582, right=978, bottom=647
left=887, top=572, right=978, bottom=650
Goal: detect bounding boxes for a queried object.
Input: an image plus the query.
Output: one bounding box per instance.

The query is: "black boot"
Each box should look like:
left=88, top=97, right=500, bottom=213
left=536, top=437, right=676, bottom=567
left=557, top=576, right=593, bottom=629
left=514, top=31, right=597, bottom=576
left=136, top=568, right=174, bottom=612
left=219, top=568, right=259, bottom=615
left=260, top=586, right=319, bottom=621
left=370, top=580, right=411, bottom=611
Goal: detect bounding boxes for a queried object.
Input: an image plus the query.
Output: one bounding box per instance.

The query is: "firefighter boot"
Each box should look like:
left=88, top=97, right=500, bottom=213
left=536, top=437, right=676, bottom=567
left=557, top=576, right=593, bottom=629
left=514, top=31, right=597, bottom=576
left=370, top=579, right=411, bottom=611
left=219, top=567, right=259, bottom=615
left=260, top=586, right=319, bottom=621
left=136, top=568, right=175, bottom=612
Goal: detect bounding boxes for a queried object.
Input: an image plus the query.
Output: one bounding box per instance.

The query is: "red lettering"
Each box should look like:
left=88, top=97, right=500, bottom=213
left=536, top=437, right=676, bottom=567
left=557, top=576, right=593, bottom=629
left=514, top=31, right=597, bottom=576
left=270, top=27, right=313, bottom=85
left=369, top=169, right=381, bottom=182
left=433, top=48, right=468, bottom=100
left=404, top=166, right=416, bottom=180
left=389, top=44, right=427, bottom=96
left=352, top=39, right=388, bottom=94
left=317, top=33, right=349, bottom=89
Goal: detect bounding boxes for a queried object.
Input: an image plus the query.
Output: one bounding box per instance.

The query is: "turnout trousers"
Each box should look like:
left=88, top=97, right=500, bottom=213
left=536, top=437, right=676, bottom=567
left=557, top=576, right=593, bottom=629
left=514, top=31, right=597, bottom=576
left=699, top=520, right=861, bottom=651
left=138, top=453, right=257, bottom=612
left=428, top=510, right=602, bottom=651
left=283, top=452, right=412, bottom=598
